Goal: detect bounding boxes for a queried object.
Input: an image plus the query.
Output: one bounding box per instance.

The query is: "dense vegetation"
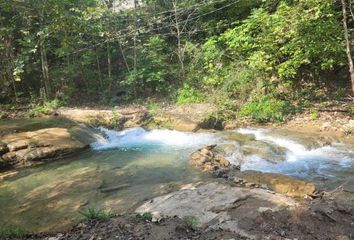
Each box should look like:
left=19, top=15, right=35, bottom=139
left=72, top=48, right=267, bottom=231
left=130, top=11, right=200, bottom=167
left=1, top=0, right=353, bottom=122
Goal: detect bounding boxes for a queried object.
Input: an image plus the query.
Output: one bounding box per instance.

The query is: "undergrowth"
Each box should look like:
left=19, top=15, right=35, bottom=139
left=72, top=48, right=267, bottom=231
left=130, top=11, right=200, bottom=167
left=80, top=208, right=113, bottom=221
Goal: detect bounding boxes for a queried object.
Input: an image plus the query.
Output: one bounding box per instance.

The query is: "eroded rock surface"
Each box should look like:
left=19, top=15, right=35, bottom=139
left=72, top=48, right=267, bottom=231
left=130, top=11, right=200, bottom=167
left=136, top=182, right=297, bottom=239
left=57, top=107, right=147, bottom=129
left=0, top=126, right=99, bottom=171
left=190, top=144, right=232, bottom=171
left=237, top=171, right=316, bottom=198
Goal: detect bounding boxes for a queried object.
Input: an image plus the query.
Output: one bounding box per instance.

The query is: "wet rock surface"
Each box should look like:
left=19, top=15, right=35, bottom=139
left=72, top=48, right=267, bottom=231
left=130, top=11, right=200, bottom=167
left=237, top=171, right=316, bottom=198
left=190, top=144, right=233, bottom=171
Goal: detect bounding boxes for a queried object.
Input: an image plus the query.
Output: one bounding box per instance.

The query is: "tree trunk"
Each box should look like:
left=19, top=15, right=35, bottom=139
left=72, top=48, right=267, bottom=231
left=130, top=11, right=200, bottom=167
left=95, top=47, right=103, bottom=88
left=5, top=38, right=18, bottom=101
left=118, top=41, right=130, bottom=72
left=341, top=0, right=354, bottom=94
left=173, top=0, right=185, bottom=81
left=40, top=39, right=51, bottom=99
left=107, top=42, right=112, bottom=80
left=133, top=0, right=138, bottom=97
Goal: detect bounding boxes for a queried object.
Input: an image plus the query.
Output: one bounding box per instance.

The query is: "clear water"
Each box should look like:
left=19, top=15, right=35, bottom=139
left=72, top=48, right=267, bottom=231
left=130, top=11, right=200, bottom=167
left=1, top=125, right=354, bottom=232
left=0, top=128, right=218, bottom=232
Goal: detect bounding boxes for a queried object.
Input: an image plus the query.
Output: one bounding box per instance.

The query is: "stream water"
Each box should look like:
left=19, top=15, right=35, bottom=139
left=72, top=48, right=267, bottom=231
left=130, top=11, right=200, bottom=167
left=0, top=124, right=354, bottom=232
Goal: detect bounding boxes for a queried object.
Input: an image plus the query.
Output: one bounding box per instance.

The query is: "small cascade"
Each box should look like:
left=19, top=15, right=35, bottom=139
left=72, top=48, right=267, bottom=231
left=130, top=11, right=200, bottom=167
left=234, top=128, right=354, bottom=180
left=91, top=127, right=219, bottom=150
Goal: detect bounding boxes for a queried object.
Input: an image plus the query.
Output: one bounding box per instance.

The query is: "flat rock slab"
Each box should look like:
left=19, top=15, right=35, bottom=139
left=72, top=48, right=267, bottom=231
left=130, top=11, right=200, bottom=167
left=0, top=127, right=94, bottom=170
left=57, top=107, right=147, bottom=129
left=136, top=182, right=297, bottom=238
left=2, top=128, right=85, bottom=152
left=238, top=171, right=316, bottom=198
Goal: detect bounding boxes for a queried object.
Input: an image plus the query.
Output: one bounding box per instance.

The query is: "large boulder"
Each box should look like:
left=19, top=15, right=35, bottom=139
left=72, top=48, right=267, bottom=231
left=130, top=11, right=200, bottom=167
left=0, top=126, right=100, bottom=171
left=238, top=171, right=316, bottom=198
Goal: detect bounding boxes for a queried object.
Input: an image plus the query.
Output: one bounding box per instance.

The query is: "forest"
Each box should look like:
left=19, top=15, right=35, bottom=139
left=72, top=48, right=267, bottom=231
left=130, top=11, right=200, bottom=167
left=1, top=0, right=353, bottom=122
left=2, top=1, right=354, bottom=239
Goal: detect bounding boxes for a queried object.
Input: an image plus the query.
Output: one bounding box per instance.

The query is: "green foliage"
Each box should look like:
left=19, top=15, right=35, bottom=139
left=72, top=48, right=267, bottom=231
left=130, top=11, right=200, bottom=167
left=138, top=212, right=153, bottom=221
left=176, top=84, right=204, bottom=105
left=80, top=208, right=113, bottom=221
left=349, top=107, right=354, bottom=116
left=183, top=216, right=198, bottom=231
left=27, top=99, right=64, bottom=118
left=222, top=0, right=344, bottom=81
left=309, top=109, right=319, bottom=120
left=147, top=100, right=160, bottom=111
left=0, top=225, right=31, bottom=238
left=0, top=0, right=349, bottom=118
left=239, top=96, right=292, bottom=122
left=124, top=36, right=176, bottom=95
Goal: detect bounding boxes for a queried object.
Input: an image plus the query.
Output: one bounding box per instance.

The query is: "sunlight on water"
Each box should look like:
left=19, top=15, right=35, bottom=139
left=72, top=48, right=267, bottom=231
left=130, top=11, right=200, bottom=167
left=0, top=128, right=218, bottom=232
left=1, top=126, right=354, bottom=233
left=234, top=128, right=354, bottom=183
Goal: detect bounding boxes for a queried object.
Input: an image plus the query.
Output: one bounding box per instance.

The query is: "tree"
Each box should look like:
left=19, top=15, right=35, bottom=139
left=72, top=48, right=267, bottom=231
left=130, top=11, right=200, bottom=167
left=341, top=0, right=354, bottom=94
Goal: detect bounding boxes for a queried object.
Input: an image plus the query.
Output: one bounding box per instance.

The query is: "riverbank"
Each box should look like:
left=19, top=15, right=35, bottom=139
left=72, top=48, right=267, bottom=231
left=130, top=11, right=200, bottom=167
left=1, top=103, right=354, bottom=239
left=16, top=180, right=354, bottom=240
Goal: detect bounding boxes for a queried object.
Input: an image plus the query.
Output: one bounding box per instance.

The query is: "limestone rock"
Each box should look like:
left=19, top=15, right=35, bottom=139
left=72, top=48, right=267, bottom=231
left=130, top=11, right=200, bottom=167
left=0, top=127, right=93, bottom=171
left=152, top=113, right=199, bottom=132
left=238, top=171, right=316, bottom=197
left=190, top=145, right=231, bottom=171
left=0, top=142, right=8, bottom=155
left=57, top=107, right=147, bottom=129
left=136, top=182, right=297, bottom=239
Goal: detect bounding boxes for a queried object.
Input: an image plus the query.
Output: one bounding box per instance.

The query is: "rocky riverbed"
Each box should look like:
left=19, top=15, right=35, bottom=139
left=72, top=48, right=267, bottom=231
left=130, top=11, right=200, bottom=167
left=0, top=105, right=354, bottom=239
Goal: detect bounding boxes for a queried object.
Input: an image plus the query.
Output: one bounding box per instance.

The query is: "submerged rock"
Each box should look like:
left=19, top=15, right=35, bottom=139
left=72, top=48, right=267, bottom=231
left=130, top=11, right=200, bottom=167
left=241, top=141, right=287, bottom=163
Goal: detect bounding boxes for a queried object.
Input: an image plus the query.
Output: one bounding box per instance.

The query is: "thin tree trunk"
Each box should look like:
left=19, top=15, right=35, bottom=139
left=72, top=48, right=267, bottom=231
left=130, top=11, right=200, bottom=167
left=349, top=0, right=354, bottom=20
left=173, top=0, right=185, bottom=81
left=118, top=41, right=130, bottom=72
left=40, top=39, right=51, bottom=99
left=341, top=0, right=354, bottom=94
left=107, top=42, right=112, bottom=79
left=133, top=0, right=138, bottom=97
left=96, top=47, right=103, bottom=88
left=5, top=38, right=18, bottom=101
left=38, top=5, right=52, bottom=100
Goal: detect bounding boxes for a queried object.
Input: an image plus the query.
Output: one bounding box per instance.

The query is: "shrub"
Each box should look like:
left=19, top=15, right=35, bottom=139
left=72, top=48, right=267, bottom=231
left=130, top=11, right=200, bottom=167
left=309, top=109, right=319, bottom=120
left=138, top=212, right=153, bottom=221
left=147, top=101, right=160, bottom=111
left=176, top=84, right=204, bottom=105
left=0, top=225, right=30, bottom=238
left=27, top=99, right=64, bottom=118
left=80, top=208, right=113, bottom=221
left=183, top=216, right=198, bottom=231
left=239, top=96, right=292, bottom=122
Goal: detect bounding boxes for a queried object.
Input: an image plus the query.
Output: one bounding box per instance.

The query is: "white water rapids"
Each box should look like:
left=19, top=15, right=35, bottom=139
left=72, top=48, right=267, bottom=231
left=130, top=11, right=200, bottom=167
left=92, top=127, right=354, bottom=183
left=91, top=127, right=219, bottom=150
